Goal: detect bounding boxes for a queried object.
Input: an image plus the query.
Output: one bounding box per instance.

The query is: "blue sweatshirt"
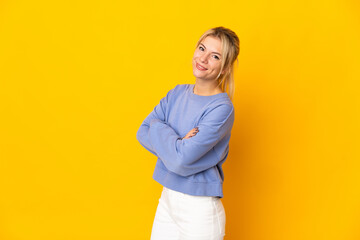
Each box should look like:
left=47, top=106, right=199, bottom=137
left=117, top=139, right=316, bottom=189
left=136, top=84, right=234, bottom=198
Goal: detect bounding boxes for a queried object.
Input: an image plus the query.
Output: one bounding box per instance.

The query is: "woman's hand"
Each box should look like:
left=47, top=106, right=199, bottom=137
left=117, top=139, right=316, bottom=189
left=181, top=127, right=199, bottom=140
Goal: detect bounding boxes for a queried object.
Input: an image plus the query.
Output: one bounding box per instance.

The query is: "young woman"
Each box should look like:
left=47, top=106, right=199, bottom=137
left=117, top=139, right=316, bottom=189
left=136, top=26, right=240, bottom=240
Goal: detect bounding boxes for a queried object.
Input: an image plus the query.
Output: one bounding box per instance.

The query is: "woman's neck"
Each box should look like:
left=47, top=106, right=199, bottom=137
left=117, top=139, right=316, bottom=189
left=194, top=80, right=223, bottom=96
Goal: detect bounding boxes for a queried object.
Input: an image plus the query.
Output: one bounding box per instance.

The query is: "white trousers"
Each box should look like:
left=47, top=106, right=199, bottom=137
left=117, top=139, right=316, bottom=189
left=150, top=186, right=226, bottom=240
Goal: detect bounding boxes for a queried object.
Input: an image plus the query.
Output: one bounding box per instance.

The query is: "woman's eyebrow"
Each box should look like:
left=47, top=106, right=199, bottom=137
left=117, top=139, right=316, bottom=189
left=200, top=43, right=222, bottom=56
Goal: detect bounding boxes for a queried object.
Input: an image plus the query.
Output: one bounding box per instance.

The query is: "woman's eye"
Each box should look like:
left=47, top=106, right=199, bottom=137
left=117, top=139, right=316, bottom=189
left=199, top=46, right=204, bottom=51
left=213, top=55, right=220, bottom=60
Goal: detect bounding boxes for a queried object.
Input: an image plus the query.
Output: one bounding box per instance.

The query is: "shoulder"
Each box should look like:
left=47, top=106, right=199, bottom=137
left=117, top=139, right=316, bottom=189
left=209, top=95, right=234, bottom=114
left=167, top=84, right=188, bottom=94
left=201, top=100, right=234, bottom=124
left=209, top=102, right=234, bottom=117
left=174, top=84, right=190, bottom=92
left=164, top=84, right=190, bottom=99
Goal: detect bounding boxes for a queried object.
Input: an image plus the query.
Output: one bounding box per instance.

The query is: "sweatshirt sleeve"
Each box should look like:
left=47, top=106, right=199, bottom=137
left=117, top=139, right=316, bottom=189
left=148, top=103, right=234, bottom=177
left=136, top=85, right=178, bottom=156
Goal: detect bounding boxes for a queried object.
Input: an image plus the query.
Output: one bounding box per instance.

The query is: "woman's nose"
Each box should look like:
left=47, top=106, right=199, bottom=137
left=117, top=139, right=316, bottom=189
left=199, top=53, right=209, bottom=63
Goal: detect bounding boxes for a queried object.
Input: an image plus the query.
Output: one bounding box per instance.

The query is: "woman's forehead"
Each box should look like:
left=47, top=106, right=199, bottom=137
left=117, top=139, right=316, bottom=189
left=200, top=36, right=222, bottom=53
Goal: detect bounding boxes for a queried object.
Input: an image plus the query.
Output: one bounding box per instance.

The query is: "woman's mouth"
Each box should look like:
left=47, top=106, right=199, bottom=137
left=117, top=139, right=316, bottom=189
left=196, top=63, right=207, bottom=71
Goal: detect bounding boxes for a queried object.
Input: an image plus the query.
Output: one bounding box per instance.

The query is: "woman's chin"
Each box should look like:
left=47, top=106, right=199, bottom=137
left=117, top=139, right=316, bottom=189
left=193, top=75, right=206, bottom=80
left=192, top=70, right=206, bottom=78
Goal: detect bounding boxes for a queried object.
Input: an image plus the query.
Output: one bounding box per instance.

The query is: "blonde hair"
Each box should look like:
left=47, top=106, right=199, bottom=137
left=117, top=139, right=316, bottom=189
left=195, top=26, right=240, bottom=102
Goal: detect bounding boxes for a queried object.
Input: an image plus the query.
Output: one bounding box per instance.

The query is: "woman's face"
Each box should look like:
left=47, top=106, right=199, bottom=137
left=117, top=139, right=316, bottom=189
left=192, top=36, right=224, bottom=82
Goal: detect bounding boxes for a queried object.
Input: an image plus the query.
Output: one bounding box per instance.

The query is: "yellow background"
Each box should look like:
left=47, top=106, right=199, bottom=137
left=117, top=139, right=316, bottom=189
left=1, top=0, right=359, bottom=239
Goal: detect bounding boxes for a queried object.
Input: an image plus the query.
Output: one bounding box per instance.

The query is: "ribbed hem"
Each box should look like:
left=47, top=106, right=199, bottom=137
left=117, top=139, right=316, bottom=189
left=152, top=163, right=224, bottom=198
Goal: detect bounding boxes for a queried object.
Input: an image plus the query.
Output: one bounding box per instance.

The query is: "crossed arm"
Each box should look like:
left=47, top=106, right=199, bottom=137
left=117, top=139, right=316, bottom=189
left=136, top=120, right=198, bottom=156
left=136, top=86, right=234, bottom=177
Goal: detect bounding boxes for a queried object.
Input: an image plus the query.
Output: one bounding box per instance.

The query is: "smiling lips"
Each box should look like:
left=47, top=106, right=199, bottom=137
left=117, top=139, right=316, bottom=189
left=196, top=63, right=207, bottom=71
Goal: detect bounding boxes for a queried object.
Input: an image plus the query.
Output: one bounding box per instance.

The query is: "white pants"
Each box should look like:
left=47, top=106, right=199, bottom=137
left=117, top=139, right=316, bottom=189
left=150, top=186, right=226, bottom=240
